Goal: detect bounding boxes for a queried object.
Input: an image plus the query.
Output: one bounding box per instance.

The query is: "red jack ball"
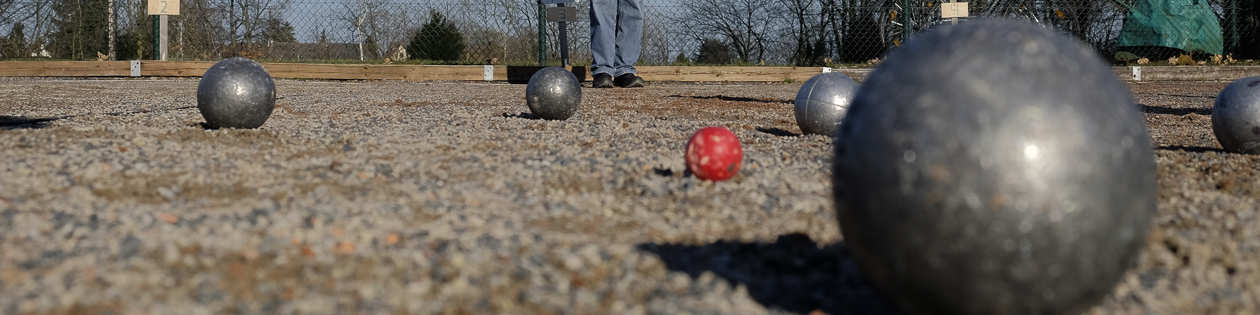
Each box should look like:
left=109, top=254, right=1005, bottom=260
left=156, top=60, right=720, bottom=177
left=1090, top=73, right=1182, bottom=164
left=685, top=126, right=743, bottom=181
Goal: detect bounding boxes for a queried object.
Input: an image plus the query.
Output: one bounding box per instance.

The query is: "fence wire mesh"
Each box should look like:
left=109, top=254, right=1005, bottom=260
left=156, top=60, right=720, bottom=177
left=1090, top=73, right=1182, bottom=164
left=1, top=0, right=1258, bottom=66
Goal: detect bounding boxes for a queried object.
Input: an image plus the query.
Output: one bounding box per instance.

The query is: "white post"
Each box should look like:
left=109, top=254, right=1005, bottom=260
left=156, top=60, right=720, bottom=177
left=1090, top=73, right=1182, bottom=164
left=950, top=0, right=957, bottom=25
left=159, top=15, right=169, bottom=60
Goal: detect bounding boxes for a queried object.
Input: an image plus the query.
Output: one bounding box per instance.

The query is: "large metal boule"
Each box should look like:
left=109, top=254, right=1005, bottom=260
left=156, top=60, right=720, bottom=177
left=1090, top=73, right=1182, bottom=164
left=794, top=72, right=858, bottom=136
left=832, top=19, right=1155, bottom=315
left=1212, top=76, right=1260, bottom=154
left=196, top=57, right=276, bottom=129
left=526, top=67, right=582, bottom=120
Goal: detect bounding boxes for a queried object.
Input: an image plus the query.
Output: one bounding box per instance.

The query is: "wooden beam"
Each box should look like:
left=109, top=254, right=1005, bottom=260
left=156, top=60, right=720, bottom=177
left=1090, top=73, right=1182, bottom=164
left=3, top=61, right=1259, bottom=82
left=142, top=61, right=212, bottom=76
left=259, top=63, right=490, bottom=81
left=636, top=66, right=828, bottom=82
left=0, top=61, right=133, bottom=77
left=1131, top=66, right=1260, bottom=81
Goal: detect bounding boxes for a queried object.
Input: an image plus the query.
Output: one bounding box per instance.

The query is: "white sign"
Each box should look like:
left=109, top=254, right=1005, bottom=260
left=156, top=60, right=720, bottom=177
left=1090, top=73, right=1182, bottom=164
left=941, top=3, right=968, bottom=18
left=148, top=0, right=180, bottom=15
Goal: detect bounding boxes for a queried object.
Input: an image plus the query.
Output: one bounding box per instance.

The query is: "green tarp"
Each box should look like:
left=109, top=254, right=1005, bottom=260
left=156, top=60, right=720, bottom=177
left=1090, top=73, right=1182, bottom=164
left=1117, top=0, right=1223, bottom=56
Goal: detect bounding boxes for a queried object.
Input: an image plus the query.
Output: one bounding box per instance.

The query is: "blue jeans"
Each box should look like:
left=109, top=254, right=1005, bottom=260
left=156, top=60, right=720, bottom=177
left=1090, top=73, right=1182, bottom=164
left=589, top=0, right=642, bottom=77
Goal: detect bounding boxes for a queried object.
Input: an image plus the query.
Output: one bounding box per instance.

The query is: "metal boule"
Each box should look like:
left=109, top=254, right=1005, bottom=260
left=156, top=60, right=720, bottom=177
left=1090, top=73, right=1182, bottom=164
left=832, top=19, right=1156, bottom=315
left=196, top=57, right=277, bottom=129
left=794, top=72, right=858, bottom=136
left=1212, top=76, right=1260, bottom=154
left=526, top=67, right=582, bottom=121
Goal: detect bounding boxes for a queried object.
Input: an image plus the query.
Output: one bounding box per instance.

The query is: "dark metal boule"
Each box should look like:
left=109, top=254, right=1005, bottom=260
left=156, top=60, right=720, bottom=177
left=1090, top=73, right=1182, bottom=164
left=196, top=57, right=276, bottom=129
left=1212, top=76, right=1260, bottom=154
left=794, top=72, right=858, bottom=136
left=526, top=67, right=582, bottom=121
left=833, top=19, right=1156, bottom=315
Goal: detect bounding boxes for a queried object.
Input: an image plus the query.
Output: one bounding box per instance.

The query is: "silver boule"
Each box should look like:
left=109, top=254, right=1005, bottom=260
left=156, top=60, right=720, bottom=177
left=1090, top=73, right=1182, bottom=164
left=525, top=67, right=582, bottom=120
left=833, top=19, right=1156, bottom=315
left=794, top=72, right=858, bottom=136
left=196, top=57, right=277, bottom=129
left=1212, top=76, right=1260, bottom=154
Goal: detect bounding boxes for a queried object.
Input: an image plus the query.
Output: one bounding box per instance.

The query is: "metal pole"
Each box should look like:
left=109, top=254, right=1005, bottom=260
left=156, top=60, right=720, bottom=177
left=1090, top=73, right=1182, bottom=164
left=152, top=16, right=159, bottom=60
left=902, top=0, right=911, bottom=43
left=558, top=3, right=569, bottom=67
left=1230, top=0, right=1240, bottom=55
left=537, top=1, right=547, bottom=66
left=108, top=0, right=115, bottom=60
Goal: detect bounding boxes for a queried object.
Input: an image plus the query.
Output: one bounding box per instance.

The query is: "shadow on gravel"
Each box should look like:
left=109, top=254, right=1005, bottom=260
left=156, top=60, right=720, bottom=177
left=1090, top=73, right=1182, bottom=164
left=638, top=233, right=903, bottom=315
left=502, top=112, right=540, bottom=120
left=1139, top=104, right=1212, bottom=116
left=652, top=167, right=689, bottom=178
left=0, top=116, right=56, bottom=129
left=1158, top=145, right=1225, bottom=153
left=666, top=95, right=791, bottom=104
left=756, top=127, right=800, bottom=137
left=2, top=106, right=198, bottom=130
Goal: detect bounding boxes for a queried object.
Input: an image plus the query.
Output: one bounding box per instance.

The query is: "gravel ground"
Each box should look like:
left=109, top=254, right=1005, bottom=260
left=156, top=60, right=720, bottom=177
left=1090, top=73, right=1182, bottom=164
left=0, top=78, right=1255, bottom=314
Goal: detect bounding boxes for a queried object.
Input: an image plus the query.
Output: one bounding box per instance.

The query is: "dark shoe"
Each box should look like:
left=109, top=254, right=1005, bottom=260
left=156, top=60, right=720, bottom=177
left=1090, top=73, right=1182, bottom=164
left=615, top=73, right=645, bottom=88
left=592, top=73, right=614, bottom=88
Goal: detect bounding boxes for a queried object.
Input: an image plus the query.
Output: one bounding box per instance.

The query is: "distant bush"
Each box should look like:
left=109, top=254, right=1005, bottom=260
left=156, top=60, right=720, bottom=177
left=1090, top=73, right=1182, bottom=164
left=673, top=52, right=691, bottom=65
left=695, top=38, right=732, bottom=65
left=408, top=10, right=465, bottom=62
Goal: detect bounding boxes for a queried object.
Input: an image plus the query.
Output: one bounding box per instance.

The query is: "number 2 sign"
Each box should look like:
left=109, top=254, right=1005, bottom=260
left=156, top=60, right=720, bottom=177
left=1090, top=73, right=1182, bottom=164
left=148, top=0, right=180, bottom=15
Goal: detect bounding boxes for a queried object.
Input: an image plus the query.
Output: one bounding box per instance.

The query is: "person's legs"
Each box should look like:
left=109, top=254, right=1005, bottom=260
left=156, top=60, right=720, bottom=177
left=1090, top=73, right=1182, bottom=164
left=589, top=0, right=617, bottom=78
left=612, top=0, right=643, bottom=77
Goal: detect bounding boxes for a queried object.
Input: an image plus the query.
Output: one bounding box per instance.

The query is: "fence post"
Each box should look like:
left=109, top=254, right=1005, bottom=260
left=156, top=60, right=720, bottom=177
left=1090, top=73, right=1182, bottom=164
left=152, top=16, right=159, bottom=60
left=1230, top=0, right=1240, bottom=55
left=538, top=1, right=547, bottom=66
left=558, top=2, right=568, bottom=67
left=902, top=0, right=911, bottom=43
left=108, top=0, right=115, bottom=60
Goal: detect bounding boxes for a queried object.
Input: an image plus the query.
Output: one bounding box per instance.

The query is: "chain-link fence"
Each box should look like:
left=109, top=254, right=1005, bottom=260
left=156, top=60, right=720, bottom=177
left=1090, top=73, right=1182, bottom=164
left=1, top=0, right=1257, bottom=66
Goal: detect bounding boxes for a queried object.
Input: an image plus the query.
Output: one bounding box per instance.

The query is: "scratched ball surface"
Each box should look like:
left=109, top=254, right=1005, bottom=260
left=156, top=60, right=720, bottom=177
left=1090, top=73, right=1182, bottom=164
left=832, top=19, right=1156, bottom=315
left=526, top=67, right=582, bottom=120
left=1212, top=76, right=1260, bottom=154
left=685, top=126, right=743, bottom=181
left=196, top=57, right=277, bottom=129
left=794, top=72, right=859, bottom=136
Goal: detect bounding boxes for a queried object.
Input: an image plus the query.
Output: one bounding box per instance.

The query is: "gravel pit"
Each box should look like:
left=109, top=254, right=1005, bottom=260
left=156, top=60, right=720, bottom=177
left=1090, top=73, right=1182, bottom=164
left=0, top=78, right=1255, bottom=314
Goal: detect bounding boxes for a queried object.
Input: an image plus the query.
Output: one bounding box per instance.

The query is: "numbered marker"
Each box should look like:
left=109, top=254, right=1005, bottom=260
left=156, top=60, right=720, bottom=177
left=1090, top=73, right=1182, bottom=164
left=148, top=0, right=180, bottom=15
left=941, top=2, right=968, bottom=18
left=546, top=7, right=577, bottom=23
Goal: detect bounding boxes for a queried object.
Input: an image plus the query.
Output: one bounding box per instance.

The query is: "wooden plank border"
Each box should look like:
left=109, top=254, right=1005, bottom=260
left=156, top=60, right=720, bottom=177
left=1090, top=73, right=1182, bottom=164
left=1, top=61, right=1257, bottom=82
left=0, top=61, right=134, bottom=77
left=0, top=61, right=833, bottom=82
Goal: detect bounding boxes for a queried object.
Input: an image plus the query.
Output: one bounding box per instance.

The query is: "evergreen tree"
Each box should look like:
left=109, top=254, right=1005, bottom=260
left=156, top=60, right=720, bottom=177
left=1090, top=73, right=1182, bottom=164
left=695, top=38, right=732, bottom=64
left=674, top=52, right=690, bottom=65
left=407, top=10, right=464, bottom=61
left=3, top=23, right=25, bottom=58
left=48, top=0, right=111, bottom=60
left=262, top=16, right=296, bottom=43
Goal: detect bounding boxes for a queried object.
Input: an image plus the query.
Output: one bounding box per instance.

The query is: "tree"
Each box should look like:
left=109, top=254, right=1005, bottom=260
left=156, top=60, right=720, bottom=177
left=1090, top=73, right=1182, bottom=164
left=261, top=15, right=295, bottom=43
left=675, top=0, right=781, bottom=64
left=408, top=10, right=465, bottom=62
left=341, top=0, right=413, bottom=61
left=48, top=0, right=110, bottom=60
left=839, top=5, right=883, bottom=63
left=695, top=38, right=732, bottom=64
left=212, top=0, right=292, bottom=44
left=3, top=22, right=25, bottom=58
